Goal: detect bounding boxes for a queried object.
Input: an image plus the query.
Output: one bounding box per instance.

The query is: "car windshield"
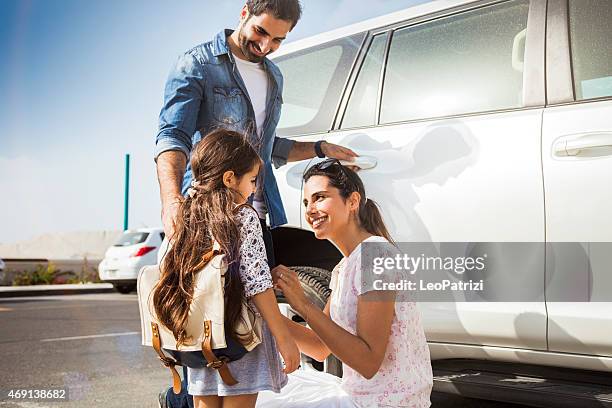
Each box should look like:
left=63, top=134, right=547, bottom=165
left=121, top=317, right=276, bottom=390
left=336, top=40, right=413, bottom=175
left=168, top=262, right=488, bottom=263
left=113, top=232, right=149, bottom=247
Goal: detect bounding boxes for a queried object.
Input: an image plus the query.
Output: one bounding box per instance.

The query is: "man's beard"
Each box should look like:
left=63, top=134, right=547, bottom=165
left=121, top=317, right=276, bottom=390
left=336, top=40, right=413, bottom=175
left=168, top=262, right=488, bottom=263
left=238, top=27, right=266, bottom=63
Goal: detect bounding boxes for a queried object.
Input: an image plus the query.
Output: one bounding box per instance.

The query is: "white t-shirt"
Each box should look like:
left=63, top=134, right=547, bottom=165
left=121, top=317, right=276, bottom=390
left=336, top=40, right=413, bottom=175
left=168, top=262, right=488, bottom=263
left=233, top=54, right=269, bottom=136
left=233, top=54, right=269, bottom=219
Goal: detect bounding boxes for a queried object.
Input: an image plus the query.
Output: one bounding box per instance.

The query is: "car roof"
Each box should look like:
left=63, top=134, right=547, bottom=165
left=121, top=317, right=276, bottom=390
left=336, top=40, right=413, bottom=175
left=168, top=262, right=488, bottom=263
left=272, top=0, right=478, bottom=59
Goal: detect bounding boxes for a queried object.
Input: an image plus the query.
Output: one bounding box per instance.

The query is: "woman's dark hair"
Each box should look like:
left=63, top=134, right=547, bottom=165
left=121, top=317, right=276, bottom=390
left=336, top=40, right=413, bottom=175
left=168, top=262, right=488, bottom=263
left=303, top=160, right=394, bottom=243
left=246, top=0, right=302, bottom=29
left=153, top=129, right=262, bottom=348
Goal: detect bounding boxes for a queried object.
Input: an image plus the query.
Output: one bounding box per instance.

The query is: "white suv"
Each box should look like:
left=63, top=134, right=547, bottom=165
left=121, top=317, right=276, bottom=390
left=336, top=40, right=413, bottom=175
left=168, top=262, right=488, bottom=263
left=269, top=0, right=612, bottom=405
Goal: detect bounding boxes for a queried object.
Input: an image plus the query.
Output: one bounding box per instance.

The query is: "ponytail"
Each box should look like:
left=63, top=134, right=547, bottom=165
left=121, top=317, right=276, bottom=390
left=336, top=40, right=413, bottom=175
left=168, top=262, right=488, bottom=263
left=359, top=198, right=394, bottom=244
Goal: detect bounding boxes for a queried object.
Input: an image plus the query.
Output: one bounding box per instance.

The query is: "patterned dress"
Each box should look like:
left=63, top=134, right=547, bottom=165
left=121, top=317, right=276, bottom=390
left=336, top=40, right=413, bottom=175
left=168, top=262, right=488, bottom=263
left=329, top=236, right=433, bottom=407
left=187, top=206, right=288, bottom=396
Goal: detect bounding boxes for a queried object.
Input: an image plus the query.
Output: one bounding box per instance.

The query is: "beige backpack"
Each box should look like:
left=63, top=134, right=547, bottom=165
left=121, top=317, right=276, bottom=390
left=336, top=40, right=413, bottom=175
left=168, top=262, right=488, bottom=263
left=137, top=243, right=262, bottom=394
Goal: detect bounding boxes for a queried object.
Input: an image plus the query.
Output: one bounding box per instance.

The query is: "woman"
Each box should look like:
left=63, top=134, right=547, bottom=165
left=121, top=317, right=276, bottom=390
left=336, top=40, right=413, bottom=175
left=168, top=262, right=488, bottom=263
left=260, top=159, right=433, bottom=407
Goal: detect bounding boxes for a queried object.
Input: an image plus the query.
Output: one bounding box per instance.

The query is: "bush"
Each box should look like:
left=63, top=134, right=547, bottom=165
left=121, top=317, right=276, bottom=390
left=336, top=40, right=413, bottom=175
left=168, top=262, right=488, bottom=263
left=13, top=263, right=59, bottom=286
left=11, top=259, right=102, bottom=286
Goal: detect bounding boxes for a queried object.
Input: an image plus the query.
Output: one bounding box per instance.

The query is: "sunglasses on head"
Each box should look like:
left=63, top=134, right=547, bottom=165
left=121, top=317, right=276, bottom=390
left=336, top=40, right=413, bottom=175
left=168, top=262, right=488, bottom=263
left=312, top=158, right=353, bottom=183
left=314, top=158, right=344, bottom=171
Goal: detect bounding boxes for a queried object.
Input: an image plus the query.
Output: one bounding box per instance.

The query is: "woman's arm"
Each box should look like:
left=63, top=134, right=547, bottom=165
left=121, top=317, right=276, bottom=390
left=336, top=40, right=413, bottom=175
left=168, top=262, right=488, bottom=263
left=302, top=293, right=395, bottom=379
left=275, top=265, right=396, bottom=379
left=281, top=299, right=332, bottom=362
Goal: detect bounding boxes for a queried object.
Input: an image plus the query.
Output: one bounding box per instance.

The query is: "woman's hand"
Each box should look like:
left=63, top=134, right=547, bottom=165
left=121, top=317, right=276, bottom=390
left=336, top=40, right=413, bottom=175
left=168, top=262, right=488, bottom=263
left=275, top=334, right=300, bottom=374
left=272, top=265, right=310, bottom=315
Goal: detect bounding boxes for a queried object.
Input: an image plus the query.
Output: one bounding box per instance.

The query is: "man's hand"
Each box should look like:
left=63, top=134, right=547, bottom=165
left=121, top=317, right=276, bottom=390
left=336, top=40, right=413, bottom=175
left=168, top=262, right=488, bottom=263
left=156, top=150, right=187, bottom=241
left=321, top=141, right=358, bottom=162
left=161, top=196, right=182, bottom=240
left=321, top=142, right=361, bottom=171
left=286, top=141, right=359, bottom=164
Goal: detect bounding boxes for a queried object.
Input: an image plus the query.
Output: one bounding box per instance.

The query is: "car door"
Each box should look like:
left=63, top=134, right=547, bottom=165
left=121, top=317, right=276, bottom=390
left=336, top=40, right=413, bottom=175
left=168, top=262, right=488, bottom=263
left=271, top=34, right=365, bottom=227
left=325, top=0, right=548, bottom=350
left=542, top=0, right=612, bottom=360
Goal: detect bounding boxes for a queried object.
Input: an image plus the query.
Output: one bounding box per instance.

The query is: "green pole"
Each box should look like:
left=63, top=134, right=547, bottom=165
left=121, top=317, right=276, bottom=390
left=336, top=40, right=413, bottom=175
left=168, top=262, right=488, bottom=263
left=124, top=154, right=130, bottom=231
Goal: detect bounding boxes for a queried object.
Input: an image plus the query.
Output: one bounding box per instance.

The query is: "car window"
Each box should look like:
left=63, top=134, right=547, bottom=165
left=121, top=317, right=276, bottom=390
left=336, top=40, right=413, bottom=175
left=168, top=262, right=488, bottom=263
left=380, top=0, right=529, bottom=124
left=160, top=232, right=165, bottom=241
left=341, top=34, right=388, bottom=129
left=114, top=232, right=149, bottom=247
left=274, top=33, right=364, bottom=136
left=569, top=0, right=612, bottom=100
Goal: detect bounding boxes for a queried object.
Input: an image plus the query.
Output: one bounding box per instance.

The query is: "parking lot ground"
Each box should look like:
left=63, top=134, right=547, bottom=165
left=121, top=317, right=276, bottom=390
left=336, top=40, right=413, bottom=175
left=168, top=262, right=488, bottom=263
left=0, top=293, right=547, bottom=407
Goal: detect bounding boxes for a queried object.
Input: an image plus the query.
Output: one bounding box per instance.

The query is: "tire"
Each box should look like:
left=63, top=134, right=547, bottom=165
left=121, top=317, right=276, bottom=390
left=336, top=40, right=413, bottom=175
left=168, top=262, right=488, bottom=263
left=276, top=266, right=342, bottom=377
left=114, top=283, right=135, bottom=294
left=280, top=266, right=331, bottom=310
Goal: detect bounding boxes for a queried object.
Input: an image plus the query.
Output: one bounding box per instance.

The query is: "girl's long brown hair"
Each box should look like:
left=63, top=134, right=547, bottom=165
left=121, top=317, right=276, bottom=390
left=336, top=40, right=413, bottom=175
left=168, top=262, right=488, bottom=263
left=153, top=129, right=262, bottom=347
left=303, top=161, right=394, bottom=243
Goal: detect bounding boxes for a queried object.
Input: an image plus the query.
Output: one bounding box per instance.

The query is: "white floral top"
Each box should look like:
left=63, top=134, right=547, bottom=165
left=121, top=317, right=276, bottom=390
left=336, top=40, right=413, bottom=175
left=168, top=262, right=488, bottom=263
left=236, top=206, right=273, bottom=298
left=329, top=236, right=433, bottom=408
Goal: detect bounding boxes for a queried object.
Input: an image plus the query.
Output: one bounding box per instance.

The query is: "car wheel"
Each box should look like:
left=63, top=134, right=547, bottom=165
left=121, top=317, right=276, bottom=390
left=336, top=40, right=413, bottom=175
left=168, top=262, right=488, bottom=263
left=276, top=266, right=331, bottom=309
left=114, top=283, right=135, bottom=294
left=276, top=266, right=342, bottom=377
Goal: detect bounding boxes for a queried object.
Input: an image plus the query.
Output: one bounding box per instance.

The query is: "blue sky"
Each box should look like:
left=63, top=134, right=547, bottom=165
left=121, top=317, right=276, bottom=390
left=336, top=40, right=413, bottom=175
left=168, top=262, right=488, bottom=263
left=0, top=0, right=427, bottom=244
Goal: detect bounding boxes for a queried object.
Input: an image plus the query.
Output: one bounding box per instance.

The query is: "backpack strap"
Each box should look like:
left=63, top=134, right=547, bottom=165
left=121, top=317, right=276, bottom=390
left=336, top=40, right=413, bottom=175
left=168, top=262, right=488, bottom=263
left=151, top=322, right=183, bottom=394
left=201, top=320, right=238, bottom=385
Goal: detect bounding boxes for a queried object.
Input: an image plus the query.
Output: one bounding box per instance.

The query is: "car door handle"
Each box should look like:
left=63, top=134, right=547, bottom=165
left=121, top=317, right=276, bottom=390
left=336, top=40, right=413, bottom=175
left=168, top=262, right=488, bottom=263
left=553, top=132, right=612, bottom=157
left=339, top=155, right=377, bottom=170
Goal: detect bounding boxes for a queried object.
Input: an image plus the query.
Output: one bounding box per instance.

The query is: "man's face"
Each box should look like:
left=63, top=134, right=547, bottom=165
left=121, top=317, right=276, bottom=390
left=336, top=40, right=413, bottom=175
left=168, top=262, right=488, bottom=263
left=237, top=9, right=293, bottom=63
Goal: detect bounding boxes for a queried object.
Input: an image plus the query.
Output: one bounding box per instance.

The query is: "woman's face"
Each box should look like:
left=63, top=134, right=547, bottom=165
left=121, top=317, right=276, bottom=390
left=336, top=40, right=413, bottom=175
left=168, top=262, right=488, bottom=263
left=303, top=175, right=358, bottom=240
left=225, top=163, right=259, bottom=204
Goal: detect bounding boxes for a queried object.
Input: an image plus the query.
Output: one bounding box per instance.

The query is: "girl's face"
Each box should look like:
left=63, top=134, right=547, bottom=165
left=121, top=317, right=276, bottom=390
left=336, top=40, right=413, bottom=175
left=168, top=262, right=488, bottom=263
left=303, top=175, right=359, bottom=241
left=224, top=163, right=260, bottom=204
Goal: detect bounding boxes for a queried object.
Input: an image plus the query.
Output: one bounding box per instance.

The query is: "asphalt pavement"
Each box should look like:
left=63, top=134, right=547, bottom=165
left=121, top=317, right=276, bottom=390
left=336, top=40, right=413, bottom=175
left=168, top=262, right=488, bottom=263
left=0, top=292, right=167, bottom=407
left=0, top=292, right=529, bottom=408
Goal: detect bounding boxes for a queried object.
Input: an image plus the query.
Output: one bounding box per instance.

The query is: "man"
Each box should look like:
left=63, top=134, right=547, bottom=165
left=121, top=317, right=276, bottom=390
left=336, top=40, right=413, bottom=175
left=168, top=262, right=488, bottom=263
left=155, top=1, right=356, bottom=407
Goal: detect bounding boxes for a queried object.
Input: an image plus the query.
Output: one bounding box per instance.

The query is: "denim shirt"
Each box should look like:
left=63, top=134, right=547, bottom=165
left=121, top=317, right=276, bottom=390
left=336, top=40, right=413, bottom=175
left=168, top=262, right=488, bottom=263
left=155, top=29, right=294, bottom=228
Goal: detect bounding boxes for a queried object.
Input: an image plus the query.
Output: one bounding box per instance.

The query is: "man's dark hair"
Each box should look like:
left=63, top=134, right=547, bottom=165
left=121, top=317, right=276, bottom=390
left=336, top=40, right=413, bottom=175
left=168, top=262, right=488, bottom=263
left=246, top=0, right=302, bottom=29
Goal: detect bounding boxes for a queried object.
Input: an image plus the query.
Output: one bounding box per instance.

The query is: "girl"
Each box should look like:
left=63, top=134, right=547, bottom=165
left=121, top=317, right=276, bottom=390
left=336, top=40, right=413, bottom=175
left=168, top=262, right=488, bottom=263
left=267, top=159, right=433, bottom=407
left=154, top=129, right=299, bottom=408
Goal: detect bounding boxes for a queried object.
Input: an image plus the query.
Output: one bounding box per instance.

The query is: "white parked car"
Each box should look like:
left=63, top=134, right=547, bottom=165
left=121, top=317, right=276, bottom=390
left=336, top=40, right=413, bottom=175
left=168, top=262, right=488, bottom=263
left=98, top=228, right=164, bottom=294
left=0, top=257, right=5, bottom=273
left=267, top=0, right=612, bottom=405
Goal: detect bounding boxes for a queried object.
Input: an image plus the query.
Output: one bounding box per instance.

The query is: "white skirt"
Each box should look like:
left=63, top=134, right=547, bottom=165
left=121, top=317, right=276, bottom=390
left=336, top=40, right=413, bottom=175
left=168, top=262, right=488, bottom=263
left=256, top=369, right=359, bottom=408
